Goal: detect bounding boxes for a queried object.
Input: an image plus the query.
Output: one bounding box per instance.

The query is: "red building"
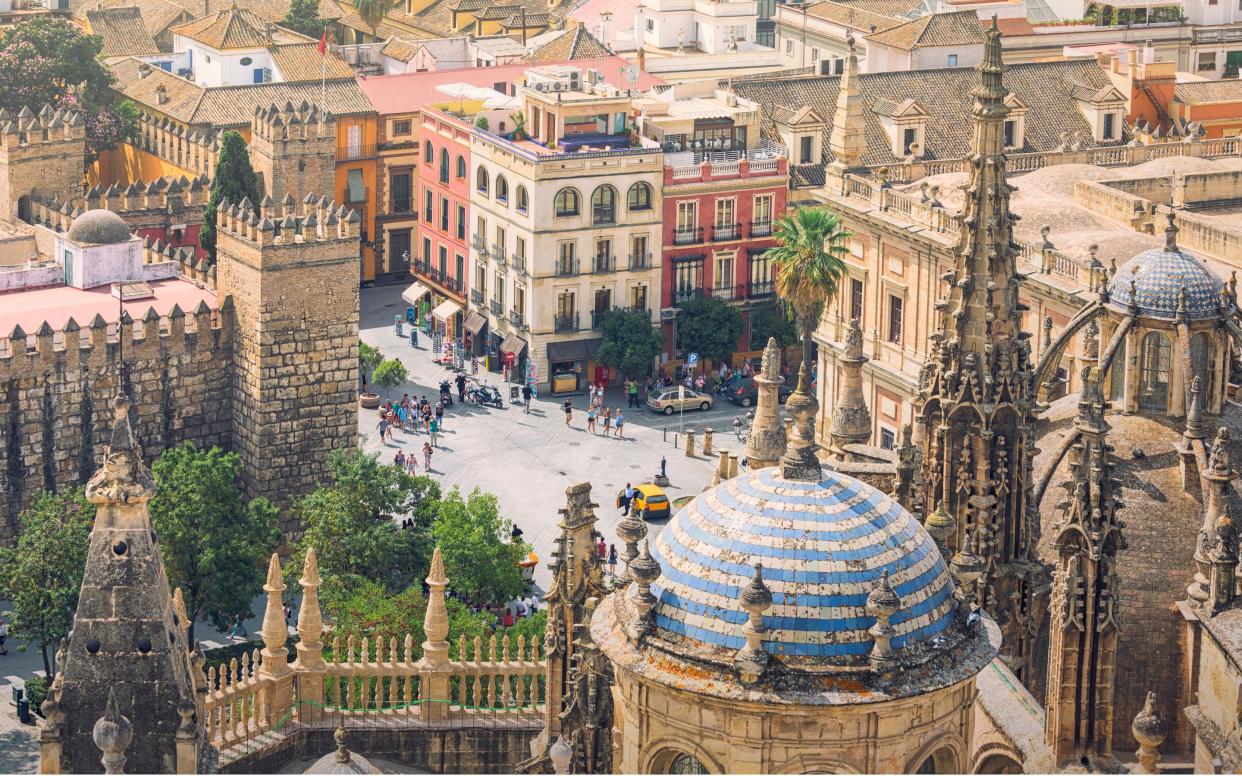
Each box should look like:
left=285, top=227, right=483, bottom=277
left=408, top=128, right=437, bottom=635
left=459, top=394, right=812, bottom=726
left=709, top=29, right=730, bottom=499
left=659, top=153, right=789, bottom=370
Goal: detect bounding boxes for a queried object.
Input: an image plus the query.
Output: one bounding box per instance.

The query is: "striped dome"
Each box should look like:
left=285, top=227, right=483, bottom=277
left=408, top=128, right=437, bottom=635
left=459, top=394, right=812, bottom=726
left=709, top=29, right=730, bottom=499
left=649, top=467, right=955, bottom=663
left=1106, top=246, right=1223, bottom=320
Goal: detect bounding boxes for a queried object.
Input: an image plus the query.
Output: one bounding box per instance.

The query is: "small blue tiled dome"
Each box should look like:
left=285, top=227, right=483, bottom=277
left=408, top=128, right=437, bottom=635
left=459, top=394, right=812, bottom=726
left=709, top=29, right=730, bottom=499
left=649, top=467, right=955, bottom=663
left=1106, top=244, right=1223, bottom=321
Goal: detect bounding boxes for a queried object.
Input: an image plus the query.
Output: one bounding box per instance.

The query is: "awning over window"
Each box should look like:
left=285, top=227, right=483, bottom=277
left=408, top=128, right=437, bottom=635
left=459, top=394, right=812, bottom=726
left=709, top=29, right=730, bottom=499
left=500, top=331, right=527, bottom=355
left=546, top=337, right=603, bottom=363
left=401, top=282, right=430, bottom=307
left=463, top=310, right=487, bottom=334
left=432, top=299, right=462, bottom=321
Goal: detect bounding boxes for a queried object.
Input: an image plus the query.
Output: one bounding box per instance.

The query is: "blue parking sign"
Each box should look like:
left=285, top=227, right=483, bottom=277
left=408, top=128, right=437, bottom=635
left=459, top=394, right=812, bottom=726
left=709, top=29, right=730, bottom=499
left=688, top=352, right=699, bottom=368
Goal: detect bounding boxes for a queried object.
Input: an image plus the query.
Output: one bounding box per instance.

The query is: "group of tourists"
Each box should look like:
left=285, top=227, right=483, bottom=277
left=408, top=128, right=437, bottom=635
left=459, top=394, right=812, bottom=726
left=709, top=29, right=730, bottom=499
left=573, top=385, right=625, bottom=438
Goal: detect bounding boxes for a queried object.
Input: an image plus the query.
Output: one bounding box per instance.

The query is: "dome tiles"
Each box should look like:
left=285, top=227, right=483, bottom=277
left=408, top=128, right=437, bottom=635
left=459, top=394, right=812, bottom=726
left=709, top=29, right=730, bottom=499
left=1106, top=245, right=1224, bottom=321
left=67, top=209, right=133, bottom=245
left=649, top=466, right=956, bottom=663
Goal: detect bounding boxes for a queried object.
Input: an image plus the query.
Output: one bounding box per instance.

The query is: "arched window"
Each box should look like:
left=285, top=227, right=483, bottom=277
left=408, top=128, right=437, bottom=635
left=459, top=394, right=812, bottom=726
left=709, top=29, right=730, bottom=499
left=591, top=184, right=617, bottom=224
left=668, top=754, right=708, bottom=775
left=476, top=166, right=489, bottom=195
left=1109, top=335, right=1126, bottom=403
left=516, top=185, right=529, bottom=213
left=496, top=175, right=509, bottom=204
left=628, top=181, right=653, bottom=211
left=455, top=155, right=466, bottom=178
left=423, top=140, right=433, bottom=164
left=554, top=188, right=580, bottom=217
left=439, top=148, right=449, bottom=184
left=1139, top=331, right=1171, bottom=412
left=1191, top=331, right=1214, bottom=402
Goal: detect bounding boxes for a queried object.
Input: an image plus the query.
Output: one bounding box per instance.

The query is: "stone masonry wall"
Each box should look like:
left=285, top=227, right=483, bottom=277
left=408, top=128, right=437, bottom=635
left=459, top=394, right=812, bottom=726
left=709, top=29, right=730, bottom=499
left=0, top=106, right=88, bottom=222
left=0, top=305, right=232, bottom=539
left=214, top=199, right=360, bottom=533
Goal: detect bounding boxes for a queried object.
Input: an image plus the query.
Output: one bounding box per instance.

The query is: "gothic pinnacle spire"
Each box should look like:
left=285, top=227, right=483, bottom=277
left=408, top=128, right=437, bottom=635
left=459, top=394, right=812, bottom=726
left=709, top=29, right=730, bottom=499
left=744, top=337, right=788, bottom=470
left=1164, top=209, right=1179, bottom=252
left=974, top=15, right=1008, bottom=103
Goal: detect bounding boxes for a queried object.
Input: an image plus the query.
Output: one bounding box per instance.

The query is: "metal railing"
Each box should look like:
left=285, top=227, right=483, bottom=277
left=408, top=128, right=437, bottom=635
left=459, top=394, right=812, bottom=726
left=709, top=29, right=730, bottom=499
left=629, top=252, right=651, bottom=270
left=493, top=252, right=507, bottom=269
left=554, top=313, right=578, bottom=333
left=471, top=235, right=488, bottom=254
left=390, top=197, right=412, bottom=214
left=711, top=284, right=742, bottom=301
left=592, top=207, right=616, bottom=226
left=750, top=220, right=772, bottom=237
left=712, top=223, right=740, bottom=241
left=591, top=310, right=610, bottom=329
left=490, top=299, right=503, bottom=316
left=593, top=255, right=615, bottom=273
left=674, top=288, right=704, bottom=304
left=511, top=254, right=527, bottom=273
left=749, top=279, right=774, bottom=298
left=673, top=227, right=702, bottom=246
left=555, top=259, right=579, bottom=277
left=509, top=310, right=525, bottom=328
left=470, top=289, right=484, bottom=305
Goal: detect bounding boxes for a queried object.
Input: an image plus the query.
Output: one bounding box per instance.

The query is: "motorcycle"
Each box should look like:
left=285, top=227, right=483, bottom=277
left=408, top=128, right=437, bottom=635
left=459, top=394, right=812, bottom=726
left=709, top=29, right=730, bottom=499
left=467, top=379, right=504, bottom=409
left=438, top=379, right=454, bottom=408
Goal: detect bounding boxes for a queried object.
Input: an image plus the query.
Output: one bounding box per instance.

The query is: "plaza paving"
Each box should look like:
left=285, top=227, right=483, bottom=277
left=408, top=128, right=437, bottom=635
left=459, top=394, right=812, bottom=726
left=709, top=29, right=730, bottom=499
left=359, top=283, right=752, bottom=590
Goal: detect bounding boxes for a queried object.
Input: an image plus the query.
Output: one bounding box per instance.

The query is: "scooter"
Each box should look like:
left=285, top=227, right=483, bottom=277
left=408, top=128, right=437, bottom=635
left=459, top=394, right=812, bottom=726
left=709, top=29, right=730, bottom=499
left=438, top=379, right=454, bottom=408
left=467, top=379, right=504, bottom=408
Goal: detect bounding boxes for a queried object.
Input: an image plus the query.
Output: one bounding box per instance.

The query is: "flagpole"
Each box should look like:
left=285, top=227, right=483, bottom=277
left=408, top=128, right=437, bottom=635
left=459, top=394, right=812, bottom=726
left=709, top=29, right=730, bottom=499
left=319, top=27, right=328, bottom=117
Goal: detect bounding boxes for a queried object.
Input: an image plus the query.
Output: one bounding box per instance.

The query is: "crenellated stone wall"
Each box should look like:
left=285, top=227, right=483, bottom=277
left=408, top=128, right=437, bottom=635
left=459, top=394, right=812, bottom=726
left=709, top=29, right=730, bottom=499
left=0, top=304, right=233, bottom=538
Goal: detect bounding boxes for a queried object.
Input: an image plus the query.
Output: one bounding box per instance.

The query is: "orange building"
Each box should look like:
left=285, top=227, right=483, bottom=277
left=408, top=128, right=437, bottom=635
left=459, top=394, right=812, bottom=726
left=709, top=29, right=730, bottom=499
left=1102, top=49, right=1242, bottom=139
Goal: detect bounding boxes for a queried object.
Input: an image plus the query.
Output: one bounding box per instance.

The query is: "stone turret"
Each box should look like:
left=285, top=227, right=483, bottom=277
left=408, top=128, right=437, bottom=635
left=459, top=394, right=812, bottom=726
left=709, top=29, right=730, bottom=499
left=828, top=319, right=871, bottom=454
left=743, top=337, right=787, bottom=470
left=0, top=104, right=86, bottom=224
left=44, top=392, right=208, bottom=773
left=249, top=102, right=336, bottom=205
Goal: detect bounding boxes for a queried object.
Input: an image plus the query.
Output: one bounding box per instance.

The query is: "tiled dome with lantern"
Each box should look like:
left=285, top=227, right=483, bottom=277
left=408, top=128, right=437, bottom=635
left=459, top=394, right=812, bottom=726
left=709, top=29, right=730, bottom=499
left=1105, top=215, right=1225, bottom=321
left=648, top=466, right=957, bottom=664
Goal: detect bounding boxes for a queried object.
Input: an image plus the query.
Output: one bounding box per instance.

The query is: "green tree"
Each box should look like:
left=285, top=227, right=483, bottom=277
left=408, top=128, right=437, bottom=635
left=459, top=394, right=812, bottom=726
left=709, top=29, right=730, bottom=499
left=281, top=0, right=326, bottom=38
left=748, top=300, right=798, bottom=350
left=359, top=341, right=383, bottom=384
left=289, top=449, right=440, bottom=600
left=676, top=296, right=744, bottom=364
left=200, top=130, right=261, bottom=260
left=596, top=308, right=663, bottom=377
left=431, top=487, right=529, bottom=606
left=372, top=358, right=408, bottom=399
left=150, top=443, right=280, bottom=643
left=323, top=580, right=426, bottom=660
left=0, top=17, right=139, bottom=159
left=0, top=491, right=94, bottom=677
left=768, top=207, right=851, bottom=372
left=353, top=0, right=397, bottom=39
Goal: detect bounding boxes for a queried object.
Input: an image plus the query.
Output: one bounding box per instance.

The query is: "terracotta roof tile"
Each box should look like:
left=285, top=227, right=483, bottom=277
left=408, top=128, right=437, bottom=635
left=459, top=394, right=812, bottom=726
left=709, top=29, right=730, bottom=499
left=85, top=6, right=162, bottom=56
left=528, top=26, right=610, bottom=63
left=1174, top=80, right=1242, bottom=105
left=865, top=10, right=985, bottom=50
left=171, top=6, right=274, bottom=48
left=804, top=0, right=905, bottom=33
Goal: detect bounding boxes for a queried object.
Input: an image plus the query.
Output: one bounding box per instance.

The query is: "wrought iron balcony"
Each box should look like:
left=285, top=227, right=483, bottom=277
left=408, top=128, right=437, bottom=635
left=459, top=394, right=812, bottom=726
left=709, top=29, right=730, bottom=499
left=672, top=227, right=702, bottom=246
left=711, top=284, right=742, bottom=302
left=470, top=289, right=484, bottom=305
left=511, top=254, right=527, bottom=273
left=390, top=197, right=412, bottom=214
left=749, top=279, right=774, bottom=298
left=555, top=259, right=579, bottom=277
left=554, top=313, right=578, bottom=333
left=490, top=299, right=504, bottom=316
left=509, top=310, right=525, bottom=328
left=591, top=310, right=609, bottom=329
left=712, top=223, right=741, bottom=241
left=628, top=252, right=651, bottom=270
left=750, top=219, right=773, bottom=238
left=593, top=255, right=615, bottom=273
left=471, top=235, right=488, bottom=254
left=493, top=252, right=507, bottom=268
left=674, top=288, right=704, bottom=305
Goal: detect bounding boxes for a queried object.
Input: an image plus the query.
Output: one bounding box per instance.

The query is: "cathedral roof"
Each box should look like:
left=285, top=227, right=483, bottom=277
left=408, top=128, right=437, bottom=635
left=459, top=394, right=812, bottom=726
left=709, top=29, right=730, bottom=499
left=650, top=466, right=956, bottom=662
left=1106, top=242, right=1224, bottom=320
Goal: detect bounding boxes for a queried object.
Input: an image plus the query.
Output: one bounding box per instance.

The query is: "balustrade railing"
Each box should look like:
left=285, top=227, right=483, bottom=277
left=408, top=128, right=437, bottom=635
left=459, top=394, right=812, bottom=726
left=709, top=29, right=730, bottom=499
left=629, top=252, right=651, bottom=270
left=470, top=289, right=484, bottom=305
left=712, top=223, right=741, bottom=241
left=490, top=299, right=504, bottom=316
left=673, top=227, right=702, bottom=246
left=555, top=313, right=578, bottom=333
left=750, top=220, right=772, bottom=237
left=511, top=254, right=527, bottom=273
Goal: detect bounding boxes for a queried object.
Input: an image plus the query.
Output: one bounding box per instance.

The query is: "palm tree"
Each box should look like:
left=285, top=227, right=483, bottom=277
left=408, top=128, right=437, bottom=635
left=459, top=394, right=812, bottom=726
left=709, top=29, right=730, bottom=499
left=768, top=207, right=852, bottom=376
left=353, top=0, right=396, bottom=40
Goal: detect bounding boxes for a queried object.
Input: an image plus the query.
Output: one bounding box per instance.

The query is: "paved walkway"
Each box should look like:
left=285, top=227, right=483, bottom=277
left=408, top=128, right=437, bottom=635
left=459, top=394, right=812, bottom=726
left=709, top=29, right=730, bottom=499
left=0, top=694, right=39, bottom=774
left=360, top=285, right=746, bottom=591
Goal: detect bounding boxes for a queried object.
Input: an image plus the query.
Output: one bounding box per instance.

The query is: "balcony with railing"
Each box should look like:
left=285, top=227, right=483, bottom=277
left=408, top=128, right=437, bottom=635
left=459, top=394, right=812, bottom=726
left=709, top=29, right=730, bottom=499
left=555, top=258, right=579, bottom=277
left=710, top=284, right=742, bottom=301
left=511, top=253, right=527, bottom=274
left=471, top=235, right=488, bottom=254
left=509, top=310, right=525, bottom=329
left=490, top=299, right=503, bottom=316
left=673, top=227, right=703, bottom=246
left=555, top=313, right=579, bottom=333
left=748, top=279, right=774, bottom=298
left=493, top=251, right=507, bottom=269
left=470, top=289, right=484, bottom=305
left=591, top=310, right=610, bottom=329
left=750, top=219, right=772, bottom=238
left=593, top=254, right=615, bottom=273
left=343, top=143, right=379, bottom=160
left=712, top=223, right=741, bottom=242
left=629, top=252, right=651, bottom=270
left=674, top=288, right=704, bottom=305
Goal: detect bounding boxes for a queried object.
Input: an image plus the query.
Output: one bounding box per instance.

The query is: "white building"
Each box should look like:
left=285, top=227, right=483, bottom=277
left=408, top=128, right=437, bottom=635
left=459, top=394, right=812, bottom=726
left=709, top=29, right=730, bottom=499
left=469, top=66, right=664, bottom=393
left=635, top=0, right=761, bottom=54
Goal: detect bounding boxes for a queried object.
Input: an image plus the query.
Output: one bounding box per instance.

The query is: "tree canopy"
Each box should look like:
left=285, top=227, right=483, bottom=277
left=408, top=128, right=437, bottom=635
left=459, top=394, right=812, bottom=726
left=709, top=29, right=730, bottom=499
left=748, top=301, right=798, bottom=350
left=280, top=0, right=327, bottom=38
left=595, top=309, right=664, bottom=378
left=0, top=17, right=139, bottom=160
left=768, top=207, right=851, bottom=369
left=200, top=130, right=261, bottom=260
left=353, top=0, right=397, bottom=37
left=372, top=358, right=408, bottom=399
left=676, top=296, right=745, bottom=364
left=150, top=443, right=280, bottom=643
left=0, top=491, right=94, bottom=676
left=431, top=487, right=530, bottom=606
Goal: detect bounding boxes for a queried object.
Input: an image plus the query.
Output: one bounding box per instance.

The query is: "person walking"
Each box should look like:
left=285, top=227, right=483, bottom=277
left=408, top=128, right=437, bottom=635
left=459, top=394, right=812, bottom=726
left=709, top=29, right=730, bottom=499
left=377, top=414, right=389, bottom=444
left=405, top=451, right=418, bottom=475
left=0, top=617, right=8, bottom=655
left=456, top=372, right=467, bottom=403
left=429, top=417, right=440, bottom=448
left=614, top=409, right=625, bottom=439
left=435, top=401, right=445, bottom=429
left=423, top=441, right=433, bottom=472
left=394, top=449, right=406, bottom=469
left=228, top=614, right=247, bottom=641
left=602, top=407, right=612, bottom=436
left=597, top=537, right=607, bottom=561
left=627, top=379, right=639, bottom=408
left=562, top=399, right=573, bottom=426
left=608, top=544, right=618, bottom=576
left=522, top=383, right=532, bottom=414
left=620, top=482, right=633, bottom=516
left=586, top=405, right=597, bottom=434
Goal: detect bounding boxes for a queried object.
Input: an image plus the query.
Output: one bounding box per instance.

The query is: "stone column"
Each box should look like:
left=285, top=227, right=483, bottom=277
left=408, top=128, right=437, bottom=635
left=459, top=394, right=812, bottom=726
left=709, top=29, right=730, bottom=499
left=685, top=429, right=696, bottom=457
left=829, top=321, right=872, bottom=455
left=258, top=553, right=294, bottom=727
left=745, top=338, right=787, bottom=470
left=417, top=547, right=452, bottom=721
left=702, top=428, right=713, bottom=457
left=295, top=548, right=327, bottom=723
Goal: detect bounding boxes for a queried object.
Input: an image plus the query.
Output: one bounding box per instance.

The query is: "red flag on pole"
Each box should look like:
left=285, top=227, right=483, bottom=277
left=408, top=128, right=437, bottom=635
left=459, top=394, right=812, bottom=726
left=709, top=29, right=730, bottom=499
left=317, top=27, right=327, bottom=56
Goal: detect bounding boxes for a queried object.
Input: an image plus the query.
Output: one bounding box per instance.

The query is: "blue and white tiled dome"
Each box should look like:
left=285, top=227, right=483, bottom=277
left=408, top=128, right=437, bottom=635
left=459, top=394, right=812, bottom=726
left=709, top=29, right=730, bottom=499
left=649, top=466, right=956, bottom=664
left=1106, top=244, right=1223, bottom=321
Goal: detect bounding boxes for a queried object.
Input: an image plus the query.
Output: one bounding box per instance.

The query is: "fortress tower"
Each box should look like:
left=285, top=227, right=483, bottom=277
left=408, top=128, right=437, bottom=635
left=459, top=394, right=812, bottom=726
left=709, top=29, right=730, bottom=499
left=248, top=103, right=337, bottom=207
left=213, top=194, right=360, bottom=531
left=0, top=105, right=87, bottom=223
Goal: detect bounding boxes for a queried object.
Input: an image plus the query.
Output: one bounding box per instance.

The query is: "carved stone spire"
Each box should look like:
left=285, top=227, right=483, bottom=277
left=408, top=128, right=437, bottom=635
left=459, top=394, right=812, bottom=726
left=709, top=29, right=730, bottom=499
left=744, top=337, right=788, bottom=470
left=829, top=319, right=872, bottom=454
left=296, top=547, right=324, bottom=667
left=865, top=570, right=901, bottom=672
left=734, top=564, right=773, bottom=684
left=911, top=16, right=1044, bottom=689
left=1190, top=427, right=1237, bottom=606
left=420, top=546, right=450, bottom=665
left=827, top=35, right=865, bottom=170
left=260, top=552, right=289, bottom=669
left=780, top=361, right=822, bottom=482
left=1131, top=691, right=1168, bottom=774
left=1046, top=367, right=1123, bottom=767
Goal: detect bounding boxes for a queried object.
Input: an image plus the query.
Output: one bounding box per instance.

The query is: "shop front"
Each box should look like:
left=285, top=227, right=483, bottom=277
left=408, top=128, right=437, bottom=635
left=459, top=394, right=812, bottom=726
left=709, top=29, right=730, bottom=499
left=401, top=282, right=431, bottom=328
left=546, top=337, right=603, bottom=396
left=463, top=309, right=488, bottom=355
left=500, top=331, right=528, bottom=384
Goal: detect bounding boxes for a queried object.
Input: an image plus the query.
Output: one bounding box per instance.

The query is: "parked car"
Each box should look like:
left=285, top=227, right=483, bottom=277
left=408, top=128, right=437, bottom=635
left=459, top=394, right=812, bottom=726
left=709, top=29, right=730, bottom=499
left=726, top=375, right=792, bottom=408
left=615, top=483, right=671, bottom=520
left=647, top=387, right=714, bottom=415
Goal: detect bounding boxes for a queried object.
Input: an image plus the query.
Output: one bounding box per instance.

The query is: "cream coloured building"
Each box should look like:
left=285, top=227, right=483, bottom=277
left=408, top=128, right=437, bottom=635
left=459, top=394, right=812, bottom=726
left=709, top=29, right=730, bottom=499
left=469, top=65, right=663, bottom=393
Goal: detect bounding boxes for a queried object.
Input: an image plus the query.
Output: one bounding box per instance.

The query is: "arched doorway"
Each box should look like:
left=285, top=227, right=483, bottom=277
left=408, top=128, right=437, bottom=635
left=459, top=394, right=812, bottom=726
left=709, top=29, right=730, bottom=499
left=975, top=753, right=1023, bottom=774
left=16, top=195, right=30, bottom=223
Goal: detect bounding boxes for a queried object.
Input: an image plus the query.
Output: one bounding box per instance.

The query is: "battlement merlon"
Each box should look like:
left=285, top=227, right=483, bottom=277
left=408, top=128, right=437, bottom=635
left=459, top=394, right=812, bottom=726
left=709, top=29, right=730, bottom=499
left=214, top=193, right=361, bottom=269
left=0, top=105, right=86, bottom=151
left=251, top=101, right=335, bottom=144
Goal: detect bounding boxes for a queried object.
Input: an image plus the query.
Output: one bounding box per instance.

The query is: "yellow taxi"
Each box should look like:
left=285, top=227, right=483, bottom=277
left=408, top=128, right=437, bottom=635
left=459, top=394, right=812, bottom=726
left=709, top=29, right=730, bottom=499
left=616, top=483, right=671, bottom=520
